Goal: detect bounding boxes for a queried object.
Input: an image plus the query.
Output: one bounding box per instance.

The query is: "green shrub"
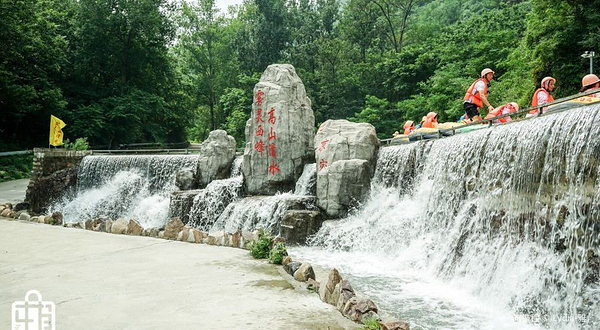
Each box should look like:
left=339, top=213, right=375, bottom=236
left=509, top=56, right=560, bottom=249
left=64, top=137, right=90, bottom=151
left=269, top=241, right=288, bottom=264
left=361, top=317, right=381, bottom=330
left=250, top=230, right=274, bottom=259
left=0, top=154, right=33, bottom=182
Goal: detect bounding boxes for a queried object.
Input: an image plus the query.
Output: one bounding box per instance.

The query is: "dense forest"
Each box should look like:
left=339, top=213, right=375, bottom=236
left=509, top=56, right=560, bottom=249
left=1, top=0, right=597, bottom=149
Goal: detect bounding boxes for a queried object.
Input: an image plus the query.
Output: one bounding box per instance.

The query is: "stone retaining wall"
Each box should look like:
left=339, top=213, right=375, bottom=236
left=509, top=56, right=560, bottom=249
left=25, top=148, right=91, bottom=214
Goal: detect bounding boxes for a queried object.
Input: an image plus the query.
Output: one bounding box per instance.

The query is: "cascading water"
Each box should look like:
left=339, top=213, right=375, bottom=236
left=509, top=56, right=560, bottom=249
left=294, top=163, right=317, bottom=195
left=293, top=105, right=600, bottom=330
left=186, top=156, right=245, bottom=230
left=52, top=154, right=198, bottom=228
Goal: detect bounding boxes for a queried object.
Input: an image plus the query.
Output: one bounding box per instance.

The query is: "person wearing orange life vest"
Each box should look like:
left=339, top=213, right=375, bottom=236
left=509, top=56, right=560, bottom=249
left=484, top=102, right=519, bottom=123
left=403, top=120, right=415, bottom=135
left=528, top=76, right=555, bottom=117
left=580, top=74, right=600, bottom=97
left=463, top=68, right=495, bottom=123
left=422, top=112, right=438, bottom=128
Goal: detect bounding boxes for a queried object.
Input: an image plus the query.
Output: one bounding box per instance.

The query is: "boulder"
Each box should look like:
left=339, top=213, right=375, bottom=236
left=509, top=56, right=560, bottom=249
left=284, top=261, right=302, bottom=276
left=51, top=211, right=63, bottom=226
left=88, top=219, right=102, bottom=231
left=319, top=268, right=342, bottom=303
left=343, top=298, right=378, bottom=323
left=197, top=130, right=236, bottom=188
left=111, top=218, right=128, bottom=234
left=231, top=230, right=242, bottom=248
left=105, top=219, right=113, bottom=233
left=280, top=210, right=323, bottom=245
left=380, top=321, right=410, bottom=330
left=314, top=119, right=379, bottom=218
left=96, top=221, right=106, bottom=233
left=14, top=202, right=29, bottom=212
left=242, top=64, right=315, bottom=195
left=317, top=159, right=371, bottom=218
left=293, top=263, right=316, bottom=282
left=0, top=205, right=5, bottom=214
left=187, top=229, right=196, bottom=243
left=18, top=213, right=31, bottom=221
left=175, top=168, right=197, bottom=190
left=336, top=280, right=356, bottom=311
left=314, top=119, right=379, bottom=169
left=164, top=217, right=184, bottom=240
left=1, top=208, right=11, bottom=217
left=43, top=216, right=52, bottom=224
left=127, top=219, right=143, bottom=236
left=282, top=256, right=292, bottom=266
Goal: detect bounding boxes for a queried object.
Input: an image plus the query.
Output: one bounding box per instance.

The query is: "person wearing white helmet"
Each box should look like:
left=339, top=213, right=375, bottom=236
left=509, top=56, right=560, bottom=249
left=580, top=74, right=600, bottom=97
left=528, top=76, right=556, bottom=117
left=463, top=68, right=495, bottom=123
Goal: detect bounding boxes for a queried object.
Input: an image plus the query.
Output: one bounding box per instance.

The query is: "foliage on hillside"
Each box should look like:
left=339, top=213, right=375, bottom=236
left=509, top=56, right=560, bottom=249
left=1, top=0, right=596, bottom=149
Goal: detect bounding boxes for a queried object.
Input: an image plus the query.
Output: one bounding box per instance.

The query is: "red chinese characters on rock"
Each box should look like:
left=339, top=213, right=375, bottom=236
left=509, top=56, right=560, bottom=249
left=254, top=140, right=264, bottom=156
left=268, top=127, right=276, bottom=141
left=256, top=108, right=265, bottom=124
left=317, top=122, right=328, bottom=134
left=256, top=125, right=264, bottom=137
left=319, top=159, right=328, bottom=171
left=269, top=161, right=281, bottom=175
left=268, top=107, right=276, bottom=125
left=318, top=138, right=330, bottom=152
left=256, top=89, right=265, bottom=106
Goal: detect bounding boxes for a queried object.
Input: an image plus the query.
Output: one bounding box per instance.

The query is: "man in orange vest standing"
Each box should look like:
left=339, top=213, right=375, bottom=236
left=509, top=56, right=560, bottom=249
left=463, top=68, right=495, bottom=123
left=528, top=76, right=556, bottom=117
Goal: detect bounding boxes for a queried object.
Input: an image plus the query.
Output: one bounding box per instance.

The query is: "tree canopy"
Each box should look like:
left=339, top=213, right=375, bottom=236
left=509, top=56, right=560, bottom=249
left=1, top=0, right=597, bottom=149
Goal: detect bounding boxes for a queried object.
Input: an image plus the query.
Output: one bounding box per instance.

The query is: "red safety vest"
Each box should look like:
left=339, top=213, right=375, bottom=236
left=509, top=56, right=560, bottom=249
left=529, top=88, right=554, bottom=115
left=464, top=78, right=488, bottom=108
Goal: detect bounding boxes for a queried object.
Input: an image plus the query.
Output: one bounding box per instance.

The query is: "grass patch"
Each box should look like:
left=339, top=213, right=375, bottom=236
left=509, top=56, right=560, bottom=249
left=361, top=317, right=381, bottom=330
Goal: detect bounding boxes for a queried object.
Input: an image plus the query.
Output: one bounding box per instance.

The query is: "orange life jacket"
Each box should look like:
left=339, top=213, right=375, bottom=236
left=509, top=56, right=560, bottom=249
left=403, top=127, right=414, bottom=135
left=529, top=88, right=553, bottom=115
left=422, top=112, right=438, bottom=128
left=463, top=78, right=488, bottom=108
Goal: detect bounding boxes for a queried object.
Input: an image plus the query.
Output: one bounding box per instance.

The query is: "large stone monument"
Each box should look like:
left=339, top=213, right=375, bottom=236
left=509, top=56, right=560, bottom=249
left=314, top=119, right=380, bottom=218
left=243, top=64, right=315, bottom=195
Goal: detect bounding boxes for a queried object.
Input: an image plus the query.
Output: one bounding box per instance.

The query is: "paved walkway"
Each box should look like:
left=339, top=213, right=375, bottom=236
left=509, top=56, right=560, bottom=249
left=0, top=219, right=356, bottom=330
left=0, top=178, right=29, bottom=205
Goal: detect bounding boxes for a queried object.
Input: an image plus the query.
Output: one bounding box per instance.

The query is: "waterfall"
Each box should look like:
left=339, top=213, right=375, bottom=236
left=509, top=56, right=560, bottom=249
left=294, top=163, right=317, bottom=195
left=209, top=194, right=316, bottom=233
left=294, top=105, right=600, bottom=330
left=53, top=154, right=198, bottom=228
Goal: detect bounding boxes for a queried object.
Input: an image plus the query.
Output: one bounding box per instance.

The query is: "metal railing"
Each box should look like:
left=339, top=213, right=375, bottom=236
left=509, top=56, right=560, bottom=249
left=381, top=89, right=600, bottom=145
left=0, top=150, right=33, bottom=157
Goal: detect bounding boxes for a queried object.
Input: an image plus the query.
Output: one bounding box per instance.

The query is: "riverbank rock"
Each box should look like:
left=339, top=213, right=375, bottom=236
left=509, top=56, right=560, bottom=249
left=293, top=263, right=316, bottom=282
left=51, top=211, right=63, bottom=226
left=164, top=217, right=184, bottom=240
left=314, top=119, right=379, bottom=218
left=105, top=219, right=113, bottom=233
left=343, top=298, right=378, bottom=323
left=243, top=64, right=315, bottom=195
left=18, top=213, right=31, bottom=221
left=127, top=219, right=143, bottom=236
left=336, top=280, right=356, bottom=312
left=197, top=130, right=236, bottom=188
left=380, top=321, right=410, bottom=330
left=284, top=261, right=302, bottom=276
left=319, top=268, right=342, bottom=304
left=111, top=218, right=128, bottom=234
left=280, top=210, right=323, bottom=245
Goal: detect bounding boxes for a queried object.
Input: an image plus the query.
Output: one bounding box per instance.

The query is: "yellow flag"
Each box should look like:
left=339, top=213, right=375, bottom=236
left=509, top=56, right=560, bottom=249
left=49, top=115, right=67, bottom=146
